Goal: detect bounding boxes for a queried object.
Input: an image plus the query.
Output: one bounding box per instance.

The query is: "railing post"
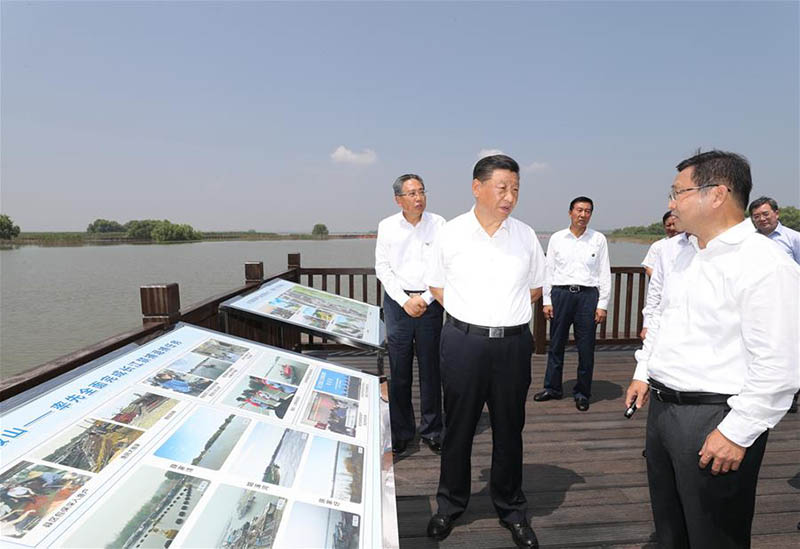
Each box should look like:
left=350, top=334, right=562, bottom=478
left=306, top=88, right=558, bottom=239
left=533, top=297, right=547, bottom=354
left=245, top=261, right=264, bottom=285
left=288, top=253, right=301, bottom=282
left=140, top=283, right=181, bottom=328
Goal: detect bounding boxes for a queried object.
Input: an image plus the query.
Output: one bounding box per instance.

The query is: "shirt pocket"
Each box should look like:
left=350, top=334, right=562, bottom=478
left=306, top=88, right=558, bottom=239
left=584, top=241, right=602, bottom=268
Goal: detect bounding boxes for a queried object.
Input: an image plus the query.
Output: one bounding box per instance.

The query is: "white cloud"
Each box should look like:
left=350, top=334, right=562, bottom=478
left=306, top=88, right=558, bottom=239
left=330, top=145, right=377, bottom=165
left=477, top=148, right=505, bottom=159
left=522, top=161, right=549, bottom=173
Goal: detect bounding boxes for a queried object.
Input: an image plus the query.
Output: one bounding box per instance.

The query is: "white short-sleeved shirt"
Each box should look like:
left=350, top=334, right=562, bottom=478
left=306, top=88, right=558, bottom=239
left=425, top=208, right=546, bottom=327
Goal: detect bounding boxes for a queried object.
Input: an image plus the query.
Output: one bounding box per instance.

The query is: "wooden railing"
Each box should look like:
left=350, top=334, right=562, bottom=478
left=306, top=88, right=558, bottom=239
left=531, top=267, right=647, bottom=354
left=0, top=253, right=647, bottom=400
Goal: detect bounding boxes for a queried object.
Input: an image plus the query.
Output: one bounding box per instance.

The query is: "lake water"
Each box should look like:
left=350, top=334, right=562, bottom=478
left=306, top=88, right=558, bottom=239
left=0, top=238, right=651, bottom=378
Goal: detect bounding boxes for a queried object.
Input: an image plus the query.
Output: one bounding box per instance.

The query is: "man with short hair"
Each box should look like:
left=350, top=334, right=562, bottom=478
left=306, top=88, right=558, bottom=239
left=425, top=154, right=545, bottom=548
left=748, top=195, right=800, bottom=414
left=534, top=197, right=611, bottom=412
left=375, top=174, right=446, bottom=455
left=748, top=196, right=800, bottom=264
left=640, top=211, right=683, bottom=340
left=642, top=211, right=681, bottom=278
left=626, top=150, right=800, bottom=547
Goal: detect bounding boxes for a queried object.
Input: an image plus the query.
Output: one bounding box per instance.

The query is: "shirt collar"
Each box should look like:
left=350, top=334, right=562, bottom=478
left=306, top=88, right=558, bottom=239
left=398, top=211, right=426, bottom=229
left=707, top=218, right=756, bottom=249
left=769, top=222, right=786, bottom=237
left=564, top=226, right=592, bottom=240
left=469, top=206, right=509, bottom=236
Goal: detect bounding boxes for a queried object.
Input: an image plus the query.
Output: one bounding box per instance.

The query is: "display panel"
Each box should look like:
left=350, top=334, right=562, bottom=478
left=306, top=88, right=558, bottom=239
left=0, top=324, right=395, bottom=548
left=221, top=279, right=385, bottom=350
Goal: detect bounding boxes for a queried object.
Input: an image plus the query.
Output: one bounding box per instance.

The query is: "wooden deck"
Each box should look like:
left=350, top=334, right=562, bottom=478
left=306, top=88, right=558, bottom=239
left=329, top=348, right=800, bottom=548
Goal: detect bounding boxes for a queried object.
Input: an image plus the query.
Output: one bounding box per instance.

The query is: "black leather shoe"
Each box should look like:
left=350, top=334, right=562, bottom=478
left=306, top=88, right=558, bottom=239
left=499, top=519, right=539, bottom=548
left=421, top=436, right=442, bottom=454
left=575, top=396, right=590, bottom=411
left=533, top=390, right=562, bottom=402
left=392, top=439, right=409, bottom=455
left=427, top=513, right=455, bottom=540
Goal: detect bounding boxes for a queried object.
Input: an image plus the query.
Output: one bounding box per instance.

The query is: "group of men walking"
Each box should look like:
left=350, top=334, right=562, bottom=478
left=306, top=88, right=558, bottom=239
left=374, top=152, right=799, bottom=548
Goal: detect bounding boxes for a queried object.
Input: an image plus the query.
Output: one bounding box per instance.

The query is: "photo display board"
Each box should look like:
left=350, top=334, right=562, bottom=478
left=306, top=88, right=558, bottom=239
left=221, top=279, right=385, bottom=351
left=0, top=324, right=397, bottom=548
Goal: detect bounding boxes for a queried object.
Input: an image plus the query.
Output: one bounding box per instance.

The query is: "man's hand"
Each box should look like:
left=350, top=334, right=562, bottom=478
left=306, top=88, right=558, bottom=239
left=625, top=380, right=650, bottom=409
left=543, top=305, right=554, bottom=319
left=595, top=308, right=607, bottom=323
left=403, top=295, right=427, bottom=318
left=640, top=327, right=648, bottom=340
left=698, top=429, right=746, bottom=475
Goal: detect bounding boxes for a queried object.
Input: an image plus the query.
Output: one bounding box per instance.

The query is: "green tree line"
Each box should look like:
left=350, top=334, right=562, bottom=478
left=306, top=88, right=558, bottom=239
left=87, top=218, right=202, bottom=242
left=611, top=206, right=800, bottom=236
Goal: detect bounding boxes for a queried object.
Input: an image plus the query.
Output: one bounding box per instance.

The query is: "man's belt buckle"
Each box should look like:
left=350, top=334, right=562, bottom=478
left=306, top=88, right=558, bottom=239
left=568, top=285, right=581, bottom=293
left=489, top=327, right=504, bottom=338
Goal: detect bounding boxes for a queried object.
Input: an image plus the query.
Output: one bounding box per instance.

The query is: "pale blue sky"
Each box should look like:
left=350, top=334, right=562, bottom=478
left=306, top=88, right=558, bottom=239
left=2, top=1, right=798, bottom=232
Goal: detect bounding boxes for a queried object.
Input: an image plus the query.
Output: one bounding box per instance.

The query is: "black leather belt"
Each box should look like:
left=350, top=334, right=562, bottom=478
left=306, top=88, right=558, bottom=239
left=447, top=316, right=526, bottom=338
left=404, top=289, right=426, bottom=296
left=649, top=379, right=732, bottom=405
left=553, top=285, right=595, bottom=293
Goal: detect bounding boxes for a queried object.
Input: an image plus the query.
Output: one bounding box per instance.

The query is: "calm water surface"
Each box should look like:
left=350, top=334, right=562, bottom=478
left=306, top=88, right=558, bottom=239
left=0, top=238, right=650, bottom=377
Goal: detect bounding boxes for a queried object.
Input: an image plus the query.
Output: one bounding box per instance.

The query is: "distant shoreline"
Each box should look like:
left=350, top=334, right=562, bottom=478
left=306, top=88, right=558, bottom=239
left=607, top=234, right=662, bottom=244
left=1, top=232, right=378, bottom=248
left=2, top=231, right=663, bottom=248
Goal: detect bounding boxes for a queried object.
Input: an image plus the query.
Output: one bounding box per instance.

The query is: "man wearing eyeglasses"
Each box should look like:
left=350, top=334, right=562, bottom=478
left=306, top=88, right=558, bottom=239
left=375, top=174, right=446, bottom=456
left=625, top=150, right=800, bottom=547
left=533, top=196, right=611, bottom=412
left=424, top=155, right=545, bottom=548
left=748, top=196, right=800, bottom=264
left=748, top=196, right=800, bottom=414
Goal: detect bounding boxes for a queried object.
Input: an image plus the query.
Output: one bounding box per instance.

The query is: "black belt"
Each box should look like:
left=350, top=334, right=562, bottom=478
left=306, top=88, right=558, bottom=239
left=403, top=289, right=426, bottom=296
left=649, top=379, right=732, bottom=405
left=447, top=316, right=526, bottom=339
left=553, top=285, right=596, bottom=293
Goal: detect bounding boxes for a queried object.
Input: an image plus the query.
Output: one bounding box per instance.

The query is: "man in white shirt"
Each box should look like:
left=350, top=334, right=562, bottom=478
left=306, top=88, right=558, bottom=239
left=640, top=211, right=683, bottom=340
left=424, top=155, right=545, bottom=548
left=375, top=174, right=446, bottom=456
left=748, top=195, right=800, bottom=414
left=534, top=197, right=611, bottom=412
left=641, top=211, right=680, bottom=278
left=748, top=195, right=800, bottom=264
left=625, top=150, right=800, bottom=547
left=640, top=230, right=697, bottom=341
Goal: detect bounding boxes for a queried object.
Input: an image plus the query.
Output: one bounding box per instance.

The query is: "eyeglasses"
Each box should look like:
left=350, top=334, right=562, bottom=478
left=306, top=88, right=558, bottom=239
left=398, top=190, right=426, bottom=198
left=668, top=183, right=728, bottom=202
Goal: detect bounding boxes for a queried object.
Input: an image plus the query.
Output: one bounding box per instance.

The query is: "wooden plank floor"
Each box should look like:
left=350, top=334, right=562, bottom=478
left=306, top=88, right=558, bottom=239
left=328, top=349, right=800, bottom=548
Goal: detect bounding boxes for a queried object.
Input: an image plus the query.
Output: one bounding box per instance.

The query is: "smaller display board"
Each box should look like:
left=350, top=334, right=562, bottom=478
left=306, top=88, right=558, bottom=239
left=220, top=279, right=385, bottom=351
left=0, top=323, right=397, bottom=548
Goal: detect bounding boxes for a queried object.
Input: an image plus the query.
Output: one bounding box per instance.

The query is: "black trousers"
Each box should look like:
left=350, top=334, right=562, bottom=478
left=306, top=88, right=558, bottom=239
left=646, top=396, right=769, bottom=548
left=435, top=321, right=533, bottom=523
left=383, top=293, right=444, bottom=442
left=543, top=286, right=598, bottom=398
